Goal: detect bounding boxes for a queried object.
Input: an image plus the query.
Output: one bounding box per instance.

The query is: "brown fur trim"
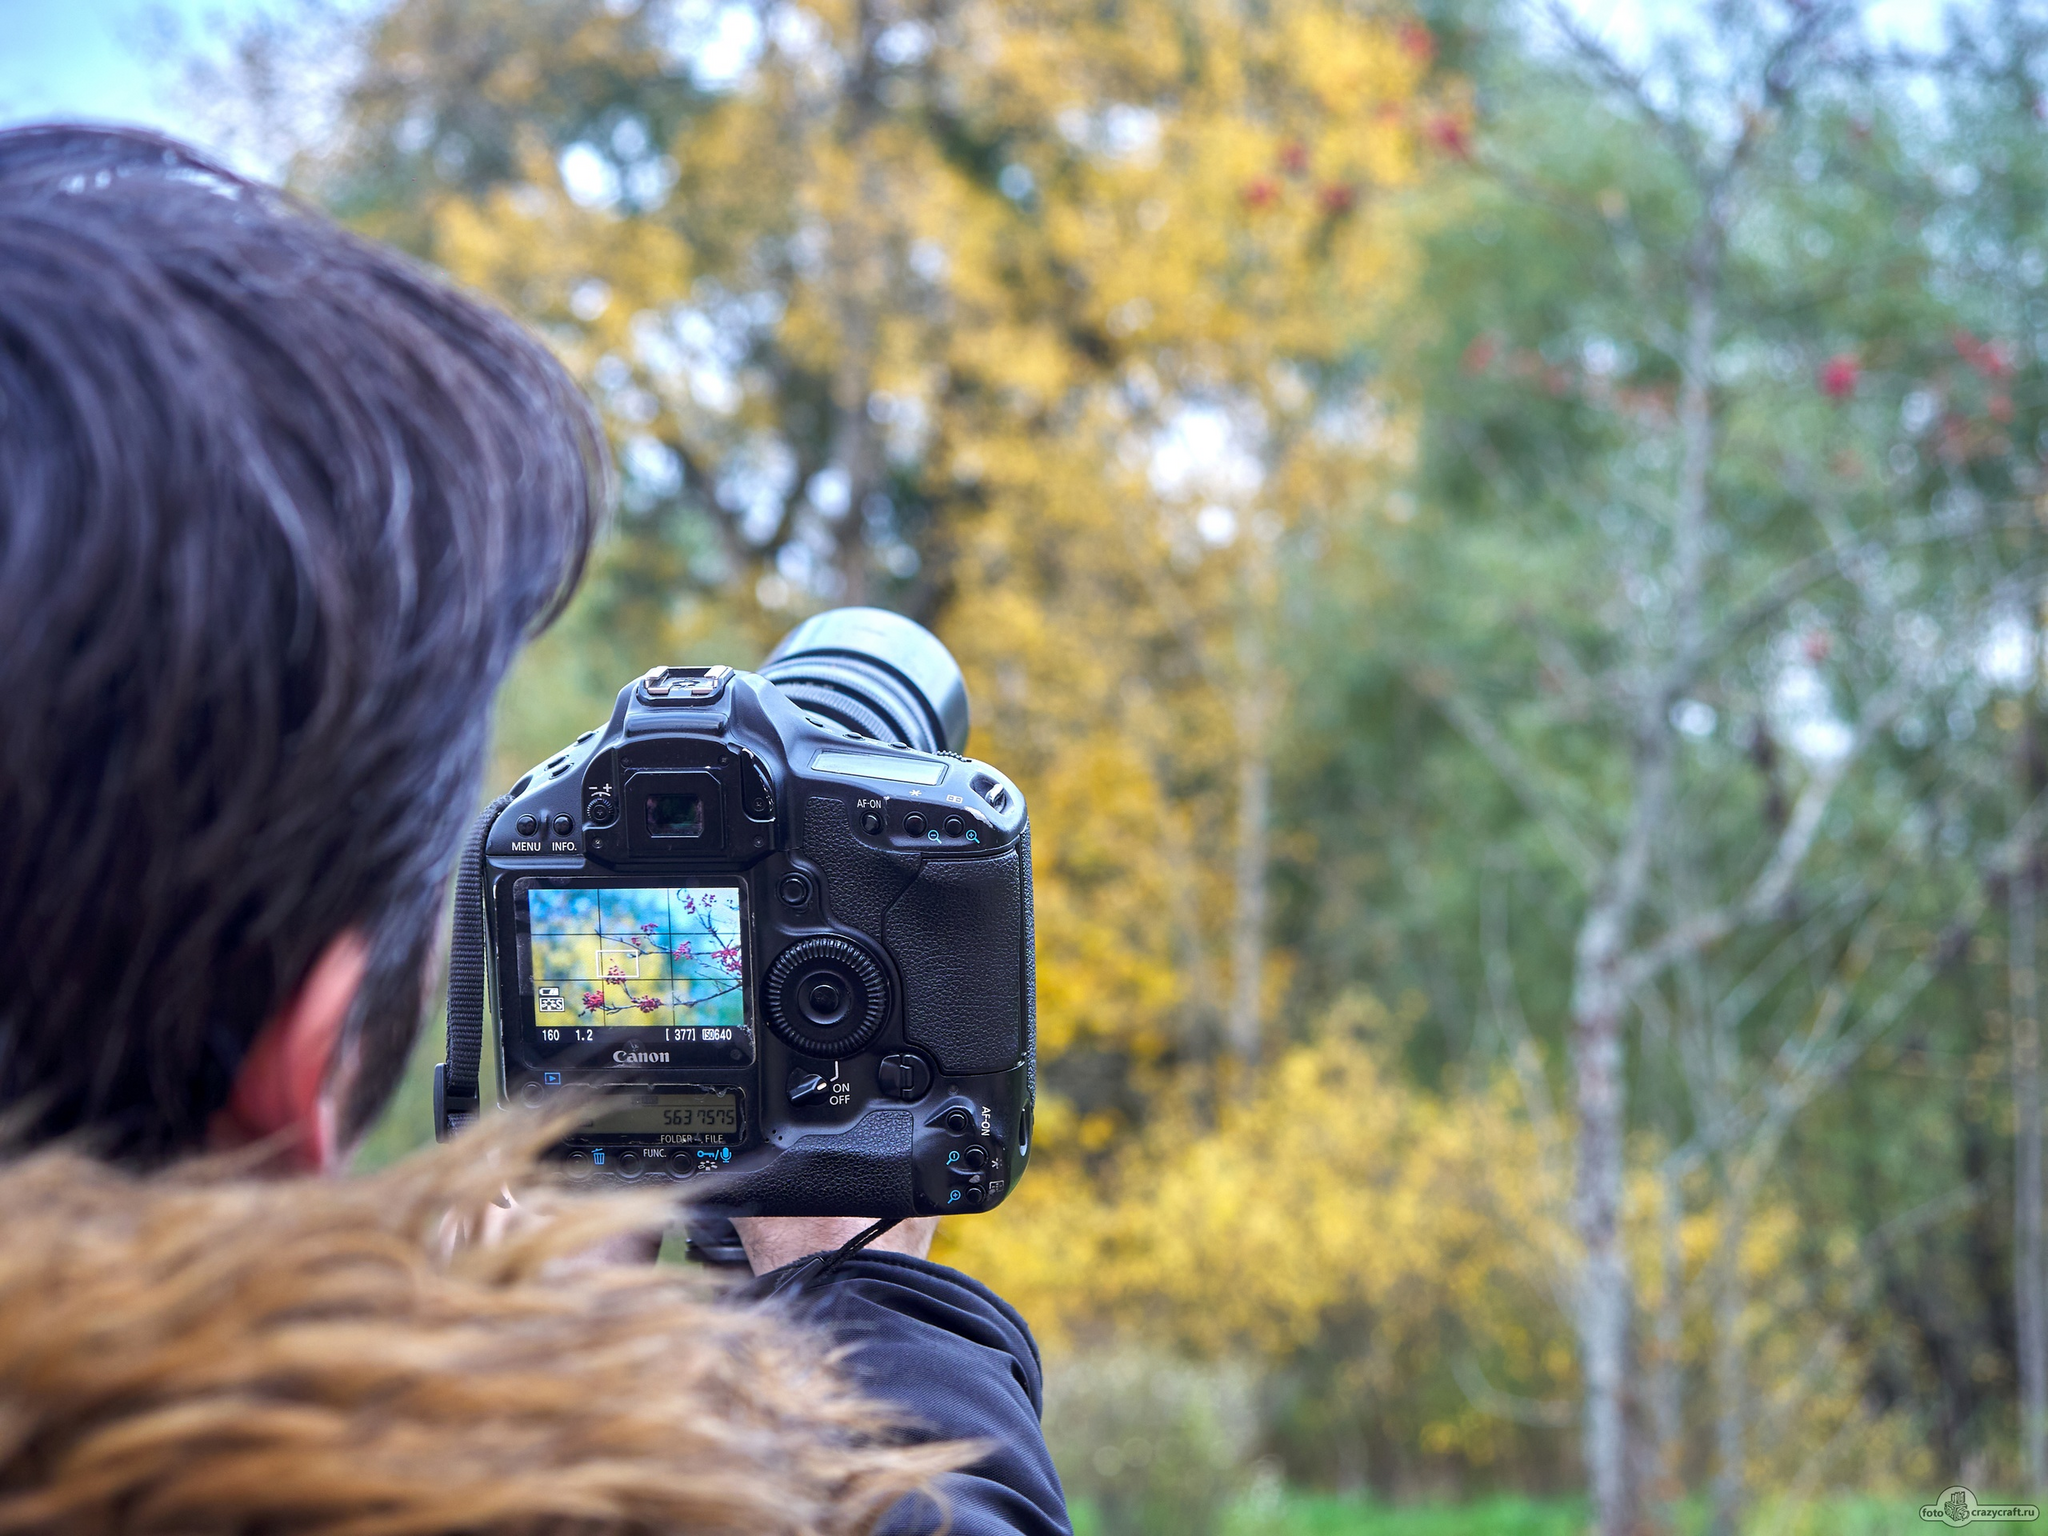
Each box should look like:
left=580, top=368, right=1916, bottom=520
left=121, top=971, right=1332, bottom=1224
left=0, top=1123, right=969, bottom=1534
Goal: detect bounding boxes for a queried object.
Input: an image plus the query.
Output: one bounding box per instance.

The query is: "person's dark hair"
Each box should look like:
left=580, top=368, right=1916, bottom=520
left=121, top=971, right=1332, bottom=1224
left=0, top=125, right=606, bottom=1158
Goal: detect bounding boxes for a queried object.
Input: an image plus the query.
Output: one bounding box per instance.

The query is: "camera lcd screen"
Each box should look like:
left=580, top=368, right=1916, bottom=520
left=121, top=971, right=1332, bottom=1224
left=526, top=885, right=746, bottom=1033
left=811, top=748, right=947, bottom=785
left=576, top=1094, right=739, bottom=1137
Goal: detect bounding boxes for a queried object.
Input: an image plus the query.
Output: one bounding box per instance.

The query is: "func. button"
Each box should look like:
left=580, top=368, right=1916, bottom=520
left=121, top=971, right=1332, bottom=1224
left=943, top=814, right=965, bottom=837
left=904, top=812, right=927, bottom=837
left=516, top=814, right=538, bottom=836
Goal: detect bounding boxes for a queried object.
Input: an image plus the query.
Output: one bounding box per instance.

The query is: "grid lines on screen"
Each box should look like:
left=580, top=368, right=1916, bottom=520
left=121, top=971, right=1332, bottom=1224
left=526, top=886, right=745, bottom=1032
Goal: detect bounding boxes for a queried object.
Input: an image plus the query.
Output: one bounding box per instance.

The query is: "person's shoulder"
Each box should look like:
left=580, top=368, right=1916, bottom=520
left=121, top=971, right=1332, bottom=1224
left=0, top=1138, right=963, bottom=1535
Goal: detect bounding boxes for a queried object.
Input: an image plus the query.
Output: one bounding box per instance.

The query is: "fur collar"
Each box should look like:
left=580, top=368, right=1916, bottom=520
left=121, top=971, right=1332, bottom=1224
left=0, top=1131, right=958, bottom=1534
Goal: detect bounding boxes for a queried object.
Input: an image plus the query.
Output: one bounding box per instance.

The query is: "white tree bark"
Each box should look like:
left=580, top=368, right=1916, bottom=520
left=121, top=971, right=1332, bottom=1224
left=2015, top=826, right=2045, bottom=1489
left=1228, top=566, right=1272, bottom=1070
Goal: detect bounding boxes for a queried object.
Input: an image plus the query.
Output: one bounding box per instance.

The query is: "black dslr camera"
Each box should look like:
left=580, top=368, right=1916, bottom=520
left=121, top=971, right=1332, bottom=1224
left=434, top=608, right=1034, bottom=1220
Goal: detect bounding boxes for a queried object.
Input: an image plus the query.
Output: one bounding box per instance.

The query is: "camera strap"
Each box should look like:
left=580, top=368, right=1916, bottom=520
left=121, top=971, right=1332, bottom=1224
left=761, top=1217, right=905, bottom=1298
left=434, top=792, right=513, bottom=1142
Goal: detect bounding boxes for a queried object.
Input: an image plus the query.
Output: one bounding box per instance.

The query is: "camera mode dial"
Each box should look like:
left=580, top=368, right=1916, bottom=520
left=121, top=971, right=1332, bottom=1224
left=765, top=936, right=890, bottom=1058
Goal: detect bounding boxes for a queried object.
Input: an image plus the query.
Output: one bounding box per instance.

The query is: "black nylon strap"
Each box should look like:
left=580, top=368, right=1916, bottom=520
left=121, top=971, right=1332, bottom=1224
left=436, top=793, right=513, bottom=1141
left=762, top=1217, right=906, bottom=1298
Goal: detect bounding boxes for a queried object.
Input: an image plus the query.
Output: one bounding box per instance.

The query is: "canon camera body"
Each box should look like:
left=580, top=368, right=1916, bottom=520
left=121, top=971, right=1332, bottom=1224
left=442, top=609, right=1034, bottom=1219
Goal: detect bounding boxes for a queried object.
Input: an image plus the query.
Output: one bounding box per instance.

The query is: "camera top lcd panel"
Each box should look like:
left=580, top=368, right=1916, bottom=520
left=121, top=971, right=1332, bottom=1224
left=472, top=611, right=1035, bottom=1220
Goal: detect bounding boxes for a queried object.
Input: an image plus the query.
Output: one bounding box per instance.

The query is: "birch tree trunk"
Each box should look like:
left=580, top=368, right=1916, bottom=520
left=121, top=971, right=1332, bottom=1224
left=1649, top=1165, right=1685, bottom=1523
left=1708, top=1196, right=1748, bottom=1536
left=1572, top=918, right=1637, bottom=1536
left=1227, top=559, right=1272, bottom=1070
left=2016, top=789, right=2045, bottom=1489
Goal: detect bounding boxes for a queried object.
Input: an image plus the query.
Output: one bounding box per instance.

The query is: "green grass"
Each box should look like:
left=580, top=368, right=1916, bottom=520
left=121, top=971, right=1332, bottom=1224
left=1222, top=1493, right=1586, bottom=1536
left=1067, top=1491, right=1965, bottom=1536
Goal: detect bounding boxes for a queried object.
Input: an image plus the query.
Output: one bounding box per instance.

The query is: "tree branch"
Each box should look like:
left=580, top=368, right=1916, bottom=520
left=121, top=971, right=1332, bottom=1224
left=1416, top=670, right=1606, bottom=886
left=1623, top=678, right=1914, bottom=989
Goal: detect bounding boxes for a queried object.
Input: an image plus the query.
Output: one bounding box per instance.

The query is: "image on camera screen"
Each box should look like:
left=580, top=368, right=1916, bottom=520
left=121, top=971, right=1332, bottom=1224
left=526, top=886, right=746, bottom=1032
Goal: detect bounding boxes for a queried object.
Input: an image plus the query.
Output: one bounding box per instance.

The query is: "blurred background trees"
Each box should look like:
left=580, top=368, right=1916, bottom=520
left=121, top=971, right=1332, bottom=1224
left=182, top=0, right=2048, bottom=1527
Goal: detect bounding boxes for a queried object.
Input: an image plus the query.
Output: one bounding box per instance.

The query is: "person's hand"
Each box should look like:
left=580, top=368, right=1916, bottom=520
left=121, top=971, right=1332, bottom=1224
left=731, top=1215, right=940, bottom=1276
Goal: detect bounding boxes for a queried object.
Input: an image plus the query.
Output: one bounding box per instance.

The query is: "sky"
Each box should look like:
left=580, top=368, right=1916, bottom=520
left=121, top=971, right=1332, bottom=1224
left=0, top=0, right=1970, bottom=173
left=0, top=0, right=263, bottom=140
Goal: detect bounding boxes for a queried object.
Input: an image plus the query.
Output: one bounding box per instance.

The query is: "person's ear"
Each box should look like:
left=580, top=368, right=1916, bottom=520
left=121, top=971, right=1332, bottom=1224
left=208, top=931, right=368, bottom=1172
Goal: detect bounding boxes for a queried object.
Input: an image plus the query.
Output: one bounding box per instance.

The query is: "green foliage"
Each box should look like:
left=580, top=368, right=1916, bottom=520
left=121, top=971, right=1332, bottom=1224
left=1046, top=1353, right=1261, bottom=1536
left=1224, top=1491, right=1586, bottom=1536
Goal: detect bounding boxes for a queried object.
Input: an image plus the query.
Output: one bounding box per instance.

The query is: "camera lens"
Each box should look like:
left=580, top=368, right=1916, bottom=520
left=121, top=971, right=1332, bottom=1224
left=761, top=607, right=970, bottom=753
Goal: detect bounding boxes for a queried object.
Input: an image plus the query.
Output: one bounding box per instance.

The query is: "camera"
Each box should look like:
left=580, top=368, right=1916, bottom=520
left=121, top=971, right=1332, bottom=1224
left=434, top=608, right=1035, bottom=1219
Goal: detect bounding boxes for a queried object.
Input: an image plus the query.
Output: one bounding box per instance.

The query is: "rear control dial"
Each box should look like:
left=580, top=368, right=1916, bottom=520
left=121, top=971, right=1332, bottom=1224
left=765, top=936, right=890, bottom=1057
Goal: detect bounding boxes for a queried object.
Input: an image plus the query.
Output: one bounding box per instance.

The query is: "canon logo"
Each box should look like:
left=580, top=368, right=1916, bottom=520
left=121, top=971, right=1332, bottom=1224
left=613, top=1049, right=671, bottom=1064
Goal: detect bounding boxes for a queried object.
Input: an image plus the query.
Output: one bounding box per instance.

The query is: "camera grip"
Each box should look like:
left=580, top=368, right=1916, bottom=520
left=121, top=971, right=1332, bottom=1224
left=802, top=796, right=921, bottom=939
left=710, top=1108, right=916, bottom=1217
left=884, top=851, right=1026, bottom=1075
